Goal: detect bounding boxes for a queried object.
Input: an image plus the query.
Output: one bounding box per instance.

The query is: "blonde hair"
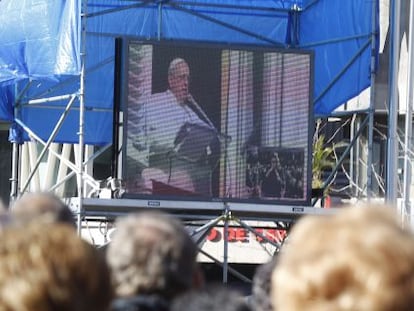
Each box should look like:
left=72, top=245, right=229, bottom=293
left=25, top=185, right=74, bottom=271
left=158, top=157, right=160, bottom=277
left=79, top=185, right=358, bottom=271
left=272, top=204, right=414, bottom=311
left=11, top=192, right=75, bottom=227
left=0, top=223, right=112, bottom=311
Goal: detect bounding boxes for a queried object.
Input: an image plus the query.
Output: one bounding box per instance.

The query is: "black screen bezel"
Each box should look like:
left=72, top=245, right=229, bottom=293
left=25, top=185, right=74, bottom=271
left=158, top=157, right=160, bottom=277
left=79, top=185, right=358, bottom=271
left=116, top=37, right=315, bottom=206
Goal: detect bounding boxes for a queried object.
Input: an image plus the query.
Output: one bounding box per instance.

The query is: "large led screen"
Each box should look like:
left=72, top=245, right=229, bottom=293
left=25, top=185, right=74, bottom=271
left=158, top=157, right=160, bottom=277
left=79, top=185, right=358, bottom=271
left=120, top=40, right=313, bottom=205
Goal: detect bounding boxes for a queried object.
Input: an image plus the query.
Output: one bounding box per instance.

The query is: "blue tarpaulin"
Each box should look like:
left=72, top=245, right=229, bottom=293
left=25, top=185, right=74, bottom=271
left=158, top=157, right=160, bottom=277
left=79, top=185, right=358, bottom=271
left=0, top=0, right=378, bottom=145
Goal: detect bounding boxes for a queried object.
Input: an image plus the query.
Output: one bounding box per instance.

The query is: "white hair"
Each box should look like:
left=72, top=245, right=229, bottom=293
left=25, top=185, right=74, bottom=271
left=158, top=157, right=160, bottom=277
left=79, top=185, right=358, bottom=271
left=168, top=58, right=188, bottom=77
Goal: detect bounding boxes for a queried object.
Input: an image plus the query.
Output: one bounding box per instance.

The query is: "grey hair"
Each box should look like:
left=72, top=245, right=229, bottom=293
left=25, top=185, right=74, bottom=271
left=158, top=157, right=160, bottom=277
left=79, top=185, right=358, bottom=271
left=107, top=211, right=198, bottom=300
left=168, top=58, right=187, bottom=77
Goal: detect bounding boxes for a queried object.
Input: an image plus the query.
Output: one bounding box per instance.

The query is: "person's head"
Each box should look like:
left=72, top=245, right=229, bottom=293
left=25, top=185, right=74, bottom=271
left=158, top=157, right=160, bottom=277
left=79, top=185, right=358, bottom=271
left=171, top=284, right=251, bottom=311
left=111, top=294, right=170, bottom=311
left=168, top=58, right=190, bottom=104
left=271, top=153, right=280, bottom=168
left=271, top=204, right=414, bottom=311
left=250, top=257, right=278, bottom=311
left=106, top=211, right=201, bottom=300
left=0, top=223, right=113, bottom=311
left=10, top=191, right=75, bottom=227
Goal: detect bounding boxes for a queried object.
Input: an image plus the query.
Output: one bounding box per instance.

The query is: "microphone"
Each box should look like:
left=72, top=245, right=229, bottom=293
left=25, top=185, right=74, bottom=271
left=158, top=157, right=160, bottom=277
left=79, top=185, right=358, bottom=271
left=185, top=94, right=215, bottom=129
left=185, top=94, right=232, bottom=144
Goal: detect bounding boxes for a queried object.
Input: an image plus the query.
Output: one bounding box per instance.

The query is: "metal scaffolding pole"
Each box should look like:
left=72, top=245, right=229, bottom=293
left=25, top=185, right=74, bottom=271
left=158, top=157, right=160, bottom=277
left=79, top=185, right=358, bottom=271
left=367, top=0, right=378, bottom=199
left=386, top=0, right=401, bottom=204
left=77, top=0, right=87, bottom=234
left=19, top=96, right=77, bottom=195
left=403, top=1, right=414, bottom=224
left=9, top=142, right=19, bottom=203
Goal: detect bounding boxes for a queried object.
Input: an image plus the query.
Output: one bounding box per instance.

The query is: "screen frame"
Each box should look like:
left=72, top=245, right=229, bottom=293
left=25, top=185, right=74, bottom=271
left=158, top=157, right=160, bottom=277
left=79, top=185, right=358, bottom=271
left=115, top=37, right=315, bottom=206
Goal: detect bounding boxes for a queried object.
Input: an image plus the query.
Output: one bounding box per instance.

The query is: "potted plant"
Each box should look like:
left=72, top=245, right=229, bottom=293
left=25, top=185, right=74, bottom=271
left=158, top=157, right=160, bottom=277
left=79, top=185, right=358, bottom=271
left=312, top=119, right=348, bottom=206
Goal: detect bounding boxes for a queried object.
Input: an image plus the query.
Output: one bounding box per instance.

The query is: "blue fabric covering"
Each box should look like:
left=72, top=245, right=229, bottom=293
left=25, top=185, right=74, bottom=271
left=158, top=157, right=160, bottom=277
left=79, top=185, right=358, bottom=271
left=300, top=0, right=376, bottom=115
left=0, top=0, right=80, bottom=83
left=0, top=85, right=14, bottom=122
left=0, top=0, right=378, bottom=145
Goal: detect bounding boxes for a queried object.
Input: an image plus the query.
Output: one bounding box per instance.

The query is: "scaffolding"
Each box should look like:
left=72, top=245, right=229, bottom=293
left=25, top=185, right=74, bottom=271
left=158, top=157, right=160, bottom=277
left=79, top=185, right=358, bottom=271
left=2, top=0, right=385, bottom=282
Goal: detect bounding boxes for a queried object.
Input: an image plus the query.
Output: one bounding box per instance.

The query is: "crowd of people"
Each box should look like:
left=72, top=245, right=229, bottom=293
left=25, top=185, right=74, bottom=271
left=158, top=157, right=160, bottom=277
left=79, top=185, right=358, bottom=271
left=0, top=191, right=413, bottom=311
left=246, top=151, right=304, bottom=199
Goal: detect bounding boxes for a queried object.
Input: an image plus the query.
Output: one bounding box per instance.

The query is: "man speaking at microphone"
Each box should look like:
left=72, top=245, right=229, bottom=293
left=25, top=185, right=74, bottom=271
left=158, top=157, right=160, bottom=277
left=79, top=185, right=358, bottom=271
left=134, top=58, right=220, bottom=196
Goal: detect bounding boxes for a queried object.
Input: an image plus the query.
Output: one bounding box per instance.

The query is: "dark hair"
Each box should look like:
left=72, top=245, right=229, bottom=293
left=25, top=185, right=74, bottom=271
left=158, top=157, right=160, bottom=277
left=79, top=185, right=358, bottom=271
left=111, top=295, right=169, bottom=311
left=251, top=258, right=278, bottom=311
left=171, top=284, right=251, bottom=311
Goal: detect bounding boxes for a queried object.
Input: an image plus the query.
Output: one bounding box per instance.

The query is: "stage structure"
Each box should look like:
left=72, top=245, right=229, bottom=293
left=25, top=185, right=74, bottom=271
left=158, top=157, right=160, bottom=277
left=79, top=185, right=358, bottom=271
left=0, top=0, right=379, bottom=280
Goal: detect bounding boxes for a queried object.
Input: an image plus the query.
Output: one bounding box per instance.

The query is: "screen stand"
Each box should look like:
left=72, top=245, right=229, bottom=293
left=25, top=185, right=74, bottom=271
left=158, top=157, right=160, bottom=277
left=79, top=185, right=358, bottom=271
left=188, top=202, right=287, bottom=284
